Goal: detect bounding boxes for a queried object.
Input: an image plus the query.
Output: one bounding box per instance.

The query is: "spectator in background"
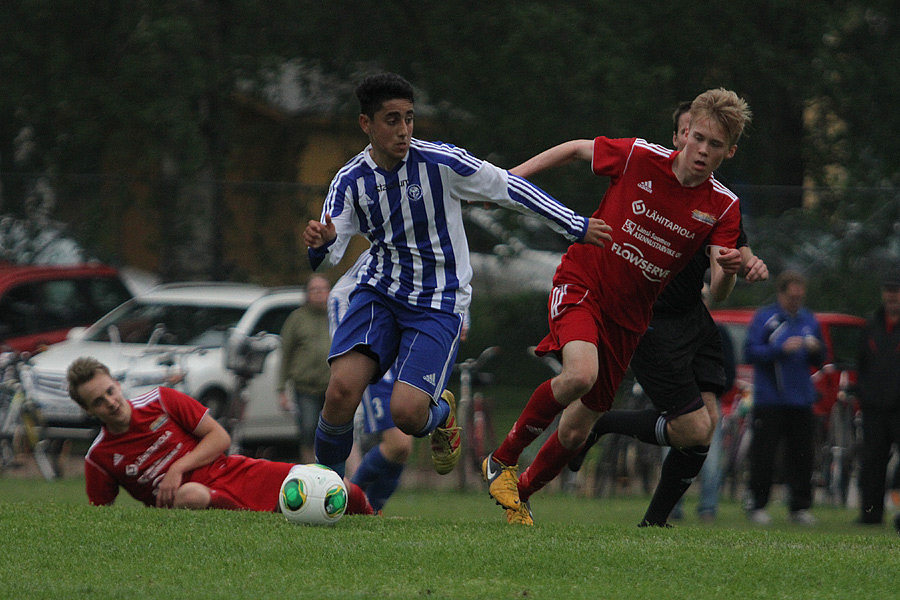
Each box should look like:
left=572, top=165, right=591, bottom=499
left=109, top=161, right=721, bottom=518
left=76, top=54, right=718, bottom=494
left=744, top=270, right=824, bottom=525
left=855, top=272, right=900, bottom=526
left=278, top=275, right=332, bottom=462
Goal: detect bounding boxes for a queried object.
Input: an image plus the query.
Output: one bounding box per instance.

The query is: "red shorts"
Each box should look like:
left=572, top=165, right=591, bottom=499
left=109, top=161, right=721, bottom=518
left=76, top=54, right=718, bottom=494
left=191, top=455, right=294, bottom=512
left=534, top=283, right=641, bottom=412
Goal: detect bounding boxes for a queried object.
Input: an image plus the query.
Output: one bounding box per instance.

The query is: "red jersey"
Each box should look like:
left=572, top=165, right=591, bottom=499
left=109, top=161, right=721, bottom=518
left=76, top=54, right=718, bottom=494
left=84, top=387, right=292, bottom=511
left=556, top=137, right=741, bottom=333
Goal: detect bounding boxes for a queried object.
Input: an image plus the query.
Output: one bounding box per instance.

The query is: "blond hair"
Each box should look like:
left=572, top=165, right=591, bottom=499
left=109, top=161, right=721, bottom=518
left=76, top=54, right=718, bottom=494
left=690, top=88, right=752, bottom=147
left=67, top=356, right=112, bottom=407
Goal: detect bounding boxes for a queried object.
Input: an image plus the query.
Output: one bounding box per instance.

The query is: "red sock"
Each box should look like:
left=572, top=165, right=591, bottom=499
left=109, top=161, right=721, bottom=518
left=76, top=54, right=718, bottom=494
left=494, top=380, right=565, bottom=466
left=518, top=431, right=580, bottom=502
left=345, top=480, right=375, bottom=516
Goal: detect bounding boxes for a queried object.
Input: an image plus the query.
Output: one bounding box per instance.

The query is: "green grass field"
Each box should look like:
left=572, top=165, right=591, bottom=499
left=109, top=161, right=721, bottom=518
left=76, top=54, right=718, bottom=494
left=1, top=473, right=897, bottom=600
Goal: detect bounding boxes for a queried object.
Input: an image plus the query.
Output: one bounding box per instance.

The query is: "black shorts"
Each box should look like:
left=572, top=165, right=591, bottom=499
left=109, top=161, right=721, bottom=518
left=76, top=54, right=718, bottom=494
left=630, top=303, right=725, bottom=414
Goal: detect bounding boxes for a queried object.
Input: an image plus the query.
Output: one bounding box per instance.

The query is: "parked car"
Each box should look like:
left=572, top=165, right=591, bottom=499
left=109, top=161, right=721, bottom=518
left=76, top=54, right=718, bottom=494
left=0, top=263, right=133, bottom=354
left=710, top=308, right=866, bottom=419
left=20, top=283, right=305, bottom=450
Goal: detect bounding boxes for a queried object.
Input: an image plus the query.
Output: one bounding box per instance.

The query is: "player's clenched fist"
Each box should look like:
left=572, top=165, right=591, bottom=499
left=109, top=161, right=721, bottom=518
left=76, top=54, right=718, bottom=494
left=714, top=247, right=742, bottom=274
left=583, top=217, right=613, bottom=248
left=303, top=214, right=336, bottom=248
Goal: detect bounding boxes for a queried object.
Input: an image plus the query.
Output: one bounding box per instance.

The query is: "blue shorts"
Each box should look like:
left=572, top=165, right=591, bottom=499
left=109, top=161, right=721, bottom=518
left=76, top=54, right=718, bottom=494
left=359, top=368, right=397, bottom=434
left=330, top=285, right=464, bottom=401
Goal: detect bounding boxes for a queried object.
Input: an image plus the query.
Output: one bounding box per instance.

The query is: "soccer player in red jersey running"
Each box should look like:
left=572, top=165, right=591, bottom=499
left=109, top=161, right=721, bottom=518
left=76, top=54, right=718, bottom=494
left=68, top=356, right=374, bottom=515
left=482, top=88, right=751, bottom=524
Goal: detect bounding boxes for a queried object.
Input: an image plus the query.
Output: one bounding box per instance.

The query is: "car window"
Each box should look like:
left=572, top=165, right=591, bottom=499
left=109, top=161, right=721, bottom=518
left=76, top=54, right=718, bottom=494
left=88, top=303, right=247, bottom=347
left=0, top=283, right=42, bottom=336
left=86, top=278, right=132, bottom=316
left=0, top=275, right=133, bottom=340
left=43, top=279, right=90, bottom=327
left=251, top=305, right=300, bottom=336
left=827, top=324, right=862, bottom=370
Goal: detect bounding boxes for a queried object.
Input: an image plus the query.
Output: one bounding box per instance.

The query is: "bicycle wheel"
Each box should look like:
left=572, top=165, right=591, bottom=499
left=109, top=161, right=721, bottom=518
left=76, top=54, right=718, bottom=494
left=826, top=400, right=854, bottom=506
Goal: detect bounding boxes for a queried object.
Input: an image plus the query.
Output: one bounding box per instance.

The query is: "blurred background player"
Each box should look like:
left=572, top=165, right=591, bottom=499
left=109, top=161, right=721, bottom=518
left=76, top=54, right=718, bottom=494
left=68, top=356, right=373, bottom=515
left=303, top=72, right=610, bottom=480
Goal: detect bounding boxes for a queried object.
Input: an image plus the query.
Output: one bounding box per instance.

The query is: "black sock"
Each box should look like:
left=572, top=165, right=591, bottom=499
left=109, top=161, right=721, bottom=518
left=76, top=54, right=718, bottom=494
left=595, top=408, right=670, bottom=446
left=642, top=445, right=708, bottom=526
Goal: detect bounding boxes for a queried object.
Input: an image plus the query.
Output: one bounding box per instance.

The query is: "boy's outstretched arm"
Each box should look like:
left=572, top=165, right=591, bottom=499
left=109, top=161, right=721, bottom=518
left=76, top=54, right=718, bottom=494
left=510, top=140, right=594, bottom=179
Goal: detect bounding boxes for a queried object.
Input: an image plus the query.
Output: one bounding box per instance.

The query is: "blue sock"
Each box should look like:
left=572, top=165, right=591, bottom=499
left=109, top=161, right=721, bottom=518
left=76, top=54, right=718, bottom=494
left=314, top=415, right=354, bottom=478
left=414, top=396, right=450, bottom=438
left=352, top=446, right=405, bottom=512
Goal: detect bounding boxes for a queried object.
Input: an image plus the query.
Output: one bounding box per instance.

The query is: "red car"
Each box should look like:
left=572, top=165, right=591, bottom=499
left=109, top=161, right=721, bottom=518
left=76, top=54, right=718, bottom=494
left=0, top=263, right=133, bottom=354
left=710, top=308, right=866, bottom=419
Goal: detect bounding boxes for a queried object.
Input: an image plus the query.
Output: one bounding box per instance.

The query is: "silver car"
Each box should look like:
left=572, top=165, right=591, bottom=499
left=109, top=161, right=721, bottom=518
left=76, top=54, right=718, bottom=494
left=21, top=283, right=305, bottom=451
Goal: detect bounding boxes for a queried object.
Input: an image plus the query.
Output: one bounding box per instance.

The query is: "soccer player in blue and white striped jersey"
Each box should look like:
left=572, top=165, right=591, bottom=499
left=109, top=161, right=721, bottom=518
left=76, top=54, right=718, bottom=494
left=303, top=72, right=611, bottom=479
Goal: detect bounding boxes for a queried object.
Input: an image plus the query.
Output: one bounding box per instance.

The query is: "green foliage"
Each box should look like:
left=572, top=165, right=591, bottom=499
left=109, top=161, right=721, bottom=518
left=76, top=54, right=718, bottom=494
left=0, top=479, right=898, bottom=600
left=811, top=2, right=900, bottom=187
left=2, top=1, right=899, bottom=280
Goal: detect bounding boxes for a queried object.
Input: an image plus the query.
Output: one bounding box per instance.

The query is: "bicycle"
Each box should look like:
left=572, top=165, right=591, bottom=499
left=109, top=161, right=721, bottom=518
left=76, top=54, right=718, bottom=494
left=587, top=379, right=663, bottom=498
left=820, top=369, right=861, bottom=506
left=222, top=329, right=281, bottom=454
left=0, top=350, right=42, bottom=474
left=719, top=381, right=753, bottom=502
left=453, top=345, right=499, bottom=490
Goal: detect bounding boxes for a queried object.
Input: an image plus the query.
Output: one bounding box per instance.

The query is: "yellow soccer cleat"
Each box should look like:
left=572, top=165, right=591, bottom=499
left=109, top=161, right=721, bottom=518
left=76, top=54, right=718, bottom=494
left=430, top=390, right=462, bottom=475
left=482, top=451, right=520, bottom=510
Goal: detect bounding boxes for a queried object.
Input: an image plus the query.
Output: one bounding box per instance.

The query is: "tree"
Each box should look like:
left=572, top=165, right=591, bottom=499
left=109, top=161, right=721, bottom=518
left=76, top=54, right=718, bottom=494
left=2, top=1, right=899, bottom=293
left=0, top=0, right=312, bottom=279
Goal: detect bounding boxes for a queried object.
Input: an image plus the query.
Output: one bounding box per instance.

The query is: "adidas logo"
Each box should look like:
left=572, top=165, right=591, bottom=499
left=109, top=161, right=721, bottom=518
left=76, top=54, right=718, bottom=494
left=423, top=373, right=437, bottom=386
left=638, top=180, right=652, bottom=193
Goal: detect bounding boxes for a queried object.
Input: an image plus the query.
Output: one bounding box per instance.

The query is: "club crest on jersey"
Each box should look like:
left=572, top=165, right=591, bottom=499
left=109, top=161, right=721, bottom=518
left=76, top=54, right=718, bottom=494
left=691, top=209, right=717, bottom=226
left=406, top=183, right=424, bottom=202
left=150, top=415, right=169, bottom=431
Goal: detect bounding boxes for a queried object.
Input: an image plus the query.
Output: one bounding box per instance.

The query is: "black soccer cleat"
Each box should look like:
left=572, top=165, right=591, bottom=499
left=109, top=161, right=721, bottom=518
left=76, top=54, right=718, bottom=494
left=638, top=519, right=674, bottom=529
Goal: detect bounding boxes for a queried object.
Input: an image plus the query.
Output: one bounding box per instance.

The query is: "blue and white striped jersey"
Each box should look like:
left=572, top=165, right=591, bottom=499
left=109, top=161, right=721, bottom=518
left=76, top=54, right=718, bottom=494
left=309, top=138, right=589, bottom=314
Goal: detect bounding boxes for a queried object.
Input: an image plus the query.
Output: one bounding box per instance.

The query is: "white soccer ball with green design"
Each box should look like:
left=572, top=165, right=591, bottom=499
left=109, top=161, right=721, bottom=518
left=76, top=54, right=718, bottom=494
left=279, top=464, right=347, bottom=525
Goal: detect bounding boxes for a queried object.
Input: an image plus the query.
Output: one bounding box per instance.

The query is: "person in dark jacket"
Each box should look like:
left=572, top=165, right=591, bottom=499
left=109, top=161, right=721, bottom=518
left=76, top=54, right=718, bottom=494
left=744, top=270, right=825, bottom=525
left=856, top=272, right=900, bottom=525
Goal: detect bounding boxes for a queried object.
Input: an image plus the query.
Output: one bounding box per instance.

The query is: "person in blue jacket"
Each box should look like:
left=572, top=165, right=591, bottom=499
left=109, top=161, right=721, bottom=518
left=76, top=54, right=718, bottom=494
left=744, top=270, right=825, bottom=525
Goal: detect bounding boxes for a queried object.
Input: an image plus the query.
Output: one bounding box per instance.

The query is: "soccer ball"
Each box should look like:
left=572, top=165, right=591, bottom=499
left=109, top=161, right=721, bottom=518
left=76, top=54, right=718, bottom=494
left=279, top=464, right=348, bottom=525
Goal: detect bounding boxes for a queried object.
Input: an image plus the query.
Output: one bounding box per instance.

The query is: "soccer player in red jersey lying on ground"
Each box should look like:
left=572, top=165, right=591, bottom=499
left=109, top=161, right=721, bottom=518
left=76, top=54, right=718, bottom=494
left=67, top=356, right=373, bottom=515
